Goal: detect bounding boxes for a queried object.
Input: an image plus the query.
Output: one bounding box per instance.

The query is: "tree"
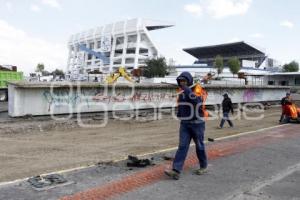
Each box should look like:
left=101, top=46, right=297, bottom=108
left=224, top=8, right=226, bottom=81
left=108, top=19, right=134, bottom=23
left=52, top=69, right=65, bottom=78
left=35, top=63, right=45, bottom=73
left=167, top=58, right=177, bottom=75
left=214, top=55, right=224, bottom=76
left=283, top=61, right=299, bottom=72
left=143, top=57, right=168, bottom=78
left=42, top=70, right=51, bottom=76
left=228, top=57, right=241, bottom=76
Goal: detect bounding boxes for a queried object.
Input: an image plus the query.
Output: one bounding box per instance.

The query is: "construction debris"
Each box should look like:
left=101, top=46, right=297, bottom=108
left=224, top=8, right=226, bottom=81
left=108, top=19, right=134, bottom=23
left=162, top=155, right=174, bottom=161
left=27, top=174, right=69, bottom=190
left=126, top=155, right=154, bottom=168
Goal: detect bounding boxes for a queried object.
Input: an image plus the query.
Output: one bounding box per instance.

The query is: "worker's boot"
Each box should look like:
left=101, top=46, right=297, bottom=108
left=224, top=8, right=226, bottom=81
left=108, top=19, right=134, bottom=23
left=194, top=168, right=208, bottom=175
left=164, top=169, right=180, bottom=180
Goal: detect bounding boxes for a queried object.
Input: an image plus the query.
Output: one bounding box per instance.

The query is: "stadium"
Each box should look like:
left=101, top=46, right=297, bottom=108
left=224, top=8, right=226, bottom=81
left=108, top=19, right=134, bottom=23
left=66, top=18, right=173, bottom=80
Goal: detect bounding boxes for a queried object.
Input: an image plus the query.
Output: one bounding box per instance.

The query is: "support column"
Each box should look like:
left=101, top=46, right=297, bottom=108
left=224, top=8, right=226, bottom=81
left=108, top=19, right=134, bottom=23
left=134, top=32, right=141, bottom=69
left=109, top=22, right=116, bottom=73
left=121, top=20, right=128, bottom=67
left=134, top=18, right=142, bottom=69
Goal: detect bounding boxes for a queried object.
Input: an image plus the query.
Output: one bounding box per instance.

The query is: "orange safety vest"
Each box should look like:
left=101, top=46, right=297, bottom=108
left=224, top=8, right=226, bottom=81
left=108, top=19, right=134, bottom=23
left=284, top=104, right=298, bottom=120
left=177, top=83, right=209, bottom=119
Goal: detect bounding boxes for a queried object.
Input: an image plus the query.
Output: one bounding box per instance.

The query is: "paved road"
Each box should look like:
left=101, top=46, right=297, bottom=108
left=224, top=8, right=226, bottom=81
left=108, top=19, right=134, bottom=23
left=118, top=125, right=300, bottom=200
left=0, top=124, right=300, bottom=200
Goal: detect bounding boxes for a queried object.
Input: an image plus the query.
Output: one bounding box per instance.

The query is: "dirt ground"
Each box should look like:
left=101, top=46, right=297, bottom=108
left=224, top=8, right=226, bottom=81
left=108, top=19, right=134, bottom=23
left=0, top=105, right=287, bottom=183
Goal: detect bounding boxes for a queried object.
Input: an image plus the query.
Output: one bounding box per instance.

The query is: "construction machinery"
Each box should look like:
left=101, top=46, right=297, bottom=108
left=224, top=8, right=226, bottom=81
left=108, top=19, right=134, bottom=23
left=0, top=66, right=23, bottom=101
left=106, top=67, right=133, bottom=84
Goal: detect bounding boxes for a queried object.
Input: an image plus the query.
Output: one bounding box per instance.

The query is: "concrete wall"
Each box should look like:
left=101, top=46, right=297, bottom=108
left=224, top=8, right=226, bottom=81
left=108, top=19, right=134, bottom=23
left=8, top=82, right=290, bottom=117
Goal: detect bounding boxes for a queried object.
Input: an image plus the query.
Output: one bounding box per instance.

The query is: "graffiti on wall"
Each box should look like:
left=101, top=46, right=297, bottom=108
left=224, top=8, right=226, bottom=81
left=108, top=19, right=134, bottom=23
left=243, top=89, right=263, bottom=102
left=43, top=89, right=178, bottom=112
left=41, top=87, right=287, bottom=113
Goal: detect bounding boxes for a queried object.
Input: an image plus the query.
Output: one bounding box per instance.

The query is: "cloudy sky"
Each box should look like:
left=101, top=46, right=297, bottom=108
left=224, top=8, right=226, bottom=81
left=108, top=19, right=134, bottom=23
left=0, top=0, right=299, bottom=74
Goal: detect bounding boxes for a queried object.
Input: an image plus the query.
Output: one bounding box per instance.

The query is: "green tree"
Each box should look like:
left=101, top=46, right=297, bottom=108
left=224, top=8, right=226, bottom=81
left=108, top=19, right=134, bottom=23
left=52, top=69, right=65, bottom=78
left=214, top=55, right=224, bottom=76
left=143, top=57, right=168, bottom=78
left=283, top=61, right=299, bottom=72
left=35, top=63, right=45, bottom=73
left=42, top=70, right=51, bottom=76
left=228, top=57, right=241, bottom=76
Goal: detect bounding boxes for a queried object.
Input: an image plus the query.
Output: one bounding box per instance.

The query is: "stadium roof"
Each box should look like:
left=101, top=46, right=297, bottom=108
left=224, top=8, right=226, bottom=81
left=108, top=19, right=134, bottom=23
left=142, top=19, right=174, bottom=31
left=69, top=18, right=174, bottom=43
left=183, top=41, right=265, bottom=60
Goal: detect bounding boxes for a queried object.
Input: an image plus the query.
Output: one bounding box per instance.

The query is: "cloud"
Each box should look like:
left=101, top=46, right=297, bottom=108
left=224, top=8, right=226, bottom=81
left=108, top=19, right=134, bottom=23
left=280, top=20, right=294, bottom=29
left=0, top=19, right=67, bottom=75
left=30, top=4, right=41, bottom=12
left=5, top=1, right=13, bottom=11
left=227, top=37, right=241, bottom=43
left=41, top=0, right=62, bottom=10
left=184, top=0, right=252, bottom=19
left=207, top=0, right=252, bottom=19
left=184, top=4, right=203, bottom=16
left=250, top=33, right=264, bottom=38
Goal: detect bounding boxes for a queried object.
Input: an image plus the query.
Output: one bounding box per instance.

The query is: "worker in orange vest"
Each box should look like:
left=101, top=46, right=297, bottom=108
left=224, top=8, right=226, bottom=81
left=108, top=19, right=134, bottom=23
left=279, top=93, right=292, bottom=123
left=165, top=72, right=208, bottom=180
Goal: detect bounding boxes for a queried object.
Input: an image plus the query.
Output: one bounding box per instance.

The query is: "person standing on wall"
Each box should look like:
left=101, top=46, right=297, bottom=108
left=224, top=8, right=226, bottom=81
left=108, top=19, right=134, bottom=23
left=164, top=72, right=208, bottom=180
left=218, top=93, right=234, bottom=129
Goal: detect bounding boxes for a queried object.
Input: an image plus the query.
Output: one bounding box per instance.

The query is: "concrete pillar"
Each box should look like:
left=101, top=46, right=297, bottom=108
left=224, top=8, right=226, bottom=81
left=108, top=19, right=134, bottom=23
left=109, top=22, right=116, bottom=73
left=134, top=33, right=141, bottom=69
left=121, top=20, right=128, bottom=67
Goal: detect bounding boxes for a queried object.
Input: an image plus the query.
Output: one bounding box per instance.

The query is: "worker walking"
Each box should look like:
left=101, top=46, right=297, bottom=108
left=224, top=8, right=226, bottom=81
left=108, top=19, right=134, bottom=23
left=165, top=72, right=208, bottom=180
left=218, top=93, right=234, bottom=129
left=279, top=93, right=292, bottom=123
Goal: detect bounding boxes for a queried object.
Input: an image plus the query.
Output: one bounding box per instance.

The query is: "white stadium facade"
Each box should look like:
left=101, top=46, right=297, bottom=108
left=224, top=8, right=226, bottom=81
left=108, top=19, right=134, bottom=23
left=66, top=18, right=173, bottom=80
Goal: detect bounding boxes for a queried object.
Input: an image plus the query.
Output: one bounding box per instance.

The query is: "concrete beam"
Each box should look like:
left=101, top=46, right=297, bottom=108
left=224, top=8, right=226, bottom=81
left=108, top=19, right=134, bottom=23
left=8, top=81, right=290, bottom=117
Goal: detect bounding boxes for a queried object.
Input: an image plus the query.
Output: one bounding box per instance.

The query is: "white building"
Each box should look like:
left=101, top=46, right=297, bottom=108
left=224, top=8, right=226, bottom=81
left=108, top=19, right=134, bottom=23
left=67, top=18, right=173, bottom=80
left=264, top=72, right=300, bottom=87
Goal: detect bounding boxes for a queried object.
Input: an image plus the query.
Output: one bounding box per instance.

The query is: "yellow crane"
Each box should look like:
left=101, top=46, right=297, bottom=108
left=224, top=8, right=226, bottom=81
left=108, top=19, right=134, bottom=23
left=106, top=67, right=133, bottom=84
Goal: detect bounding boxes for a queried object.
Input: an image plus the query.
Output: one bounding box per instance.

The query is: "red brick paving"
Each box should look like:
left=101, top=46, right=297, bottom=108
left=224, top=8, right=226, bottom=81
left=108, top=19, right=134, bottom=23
left=61, top=125, right=299, bottom=200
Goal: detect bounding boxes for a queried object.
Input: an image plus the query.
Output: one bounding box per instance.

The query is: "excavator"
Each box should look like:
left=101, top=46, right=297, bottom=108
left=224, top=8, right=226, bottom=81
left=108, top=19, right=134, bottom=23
left=106, top=67, right=133, bottom=84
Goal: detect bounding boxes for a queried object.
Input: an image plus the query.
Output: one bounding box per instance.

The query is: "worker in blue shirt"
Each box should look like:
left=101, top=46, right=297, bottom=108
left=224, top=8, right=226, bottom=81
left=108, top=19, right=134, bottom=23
left=165, top=72, right=208, bottom=180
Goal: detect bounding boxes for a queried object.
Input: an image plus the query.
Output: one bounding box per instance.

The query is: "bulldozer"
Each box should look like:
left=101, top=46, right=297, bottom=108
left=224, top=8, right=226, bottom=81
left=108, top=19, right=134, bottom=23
left=106, top=67, right=133, bottom=84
